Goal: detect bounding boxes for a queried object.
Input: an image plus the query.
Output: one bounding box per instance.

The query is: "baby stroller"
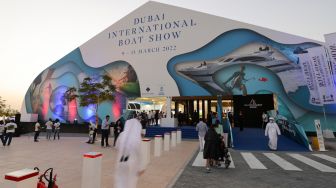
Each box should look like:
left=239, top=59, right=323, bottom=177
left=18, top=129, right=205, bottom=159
left=219, top=137, right=231, bottom=169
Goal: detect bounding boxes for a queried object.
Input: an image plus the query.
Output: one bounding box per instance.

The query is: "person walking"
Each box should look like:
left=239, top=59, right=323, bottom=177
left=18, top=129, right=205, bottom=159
left=34, top=121, right=41, bottom=142
left=114, top=118, right=145, bottom=188
left=113, top=119, right=123, bottom=147
left=265, top=117, right=281, bottom=150
left=0, top=120, right=5, bottom=146
left=4, top=119, right=17, bottom=146
left=196, top=118, right=208, bottom=151
left=53, top=119, right=60, bottom=140
left=203, top=124, right=220, bottom=173
left=101, top=115, right=111, bottom=147
left=45, top=118, right=53, bottom=140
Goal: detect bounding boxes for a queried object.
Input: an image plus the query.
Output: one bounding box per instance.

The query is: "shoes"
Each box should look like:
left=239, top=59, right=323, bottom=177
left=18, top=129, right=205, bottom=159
left=206, top=167, right=211, bottom=173
left=34, top=140, right=39, bottom=142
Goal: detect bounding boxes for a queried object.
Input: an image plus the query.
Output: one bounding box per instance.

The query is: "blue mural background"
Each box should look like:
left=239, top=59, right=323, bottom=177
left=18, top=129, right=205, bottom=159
left=24, top=48, right=140, bottom=123
left=168, top=29, right=336, bottom=132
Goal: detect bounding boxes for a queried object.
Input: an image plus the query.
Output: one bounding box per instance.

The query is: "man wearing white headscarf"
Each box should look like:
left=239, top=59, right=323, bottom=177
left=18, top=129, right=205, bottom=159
left=265, top=117, right=281, bottom=150
left=114, top=118, right=145, bottom=188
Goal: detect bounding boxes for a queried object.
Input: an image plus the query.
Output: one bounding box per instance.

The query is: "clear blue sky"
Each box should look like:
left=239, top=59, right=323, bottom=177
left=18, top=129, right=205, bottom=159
left=1, top=0, right=335, bottom=111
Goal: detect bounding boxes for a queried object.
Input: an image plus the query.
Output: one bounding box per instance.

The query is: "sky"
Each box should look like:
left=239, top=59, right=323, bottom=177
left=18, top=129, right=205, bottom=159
left=0, top=0, right=335, bottom=111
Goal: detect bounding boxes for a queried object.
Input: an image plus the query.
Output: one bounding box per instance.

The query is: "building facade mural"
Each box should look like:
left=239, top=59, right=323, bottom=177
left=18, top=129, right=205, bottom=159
left=21, top=2, right=335, bottom=132
left=24, top=49, right=140, bottom=123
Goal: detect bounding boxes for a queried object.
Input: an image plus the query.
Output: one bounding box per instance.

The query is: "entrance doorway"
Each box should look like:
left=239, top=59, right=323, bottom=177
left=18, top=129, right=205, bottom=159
left=172, top=96, right=233, bottom=125
left=233, top=94, right=275, bottom=128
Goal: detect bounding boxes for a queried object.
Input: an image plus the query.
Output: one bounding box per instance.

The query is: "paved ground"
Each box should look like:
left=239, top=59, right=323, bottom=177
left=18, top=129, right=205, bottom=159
left=174, top=149, right=336, bottom=188
left=0, top=134, right=198, bottom=188
left=1, top=133, right=336, bottom=188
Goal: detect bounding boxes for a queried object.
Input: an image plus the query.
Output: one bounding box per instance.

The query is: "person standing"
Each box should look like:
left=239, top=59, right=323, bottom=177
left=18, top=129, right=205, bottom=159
left=262, top=112, right=268, bottom=129
left=4, top=120, right=17, bottom=146
left=238, top=111, right=245, bottom=131
left=87, top=120, right=97, bottom=144
left=34, top=121, right=41, bottom=142
left=0, top=120, right=5, bottom=146
left=92, top=117, right=98, bottom=143
left=114, top=118, right=145, bottom=188
left=87, top=121, right=95, bottom=144
left=45, top=118, right=53, bottom=140
left=154, top=111, right=159, bottom=126
left=203, top=124, right=220, bottom=173
left=265, top=117, right=281, bottom=150
left=196, top=118, right=208, bottom=151
left=214, top=120, right=224, bottom=162
left=53, top=119, right=61, bottom=140
left=101, top=115, right=111, bottom=147
left=113, top=119, right=123, bottom=147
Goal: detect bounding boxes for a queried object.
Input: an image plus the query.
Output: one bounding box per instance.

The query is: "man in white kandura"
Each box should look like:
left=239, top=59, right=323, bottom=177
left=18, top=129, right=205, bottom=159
left=114, top=118, right=145, bottom=188
left=265, top=117, right=281, bottom=150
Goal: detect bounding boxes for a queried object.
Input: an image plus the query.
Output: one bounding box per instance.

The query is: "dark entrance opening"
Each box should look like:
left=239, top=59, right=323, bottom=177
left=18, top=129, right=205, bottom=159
left=233, top=94, right=275, bottom=128
left=172, top=96, right=233, bottom=125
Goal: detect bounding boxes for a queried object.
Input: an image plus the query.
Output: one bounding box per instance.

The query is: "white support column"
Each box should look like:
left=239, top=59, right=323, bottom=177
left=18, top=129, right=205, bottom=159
left=81, top=152, right=102, bottom=188
left=176, top=129, right=182, bottom=144
left=166, top=96, right=172, bottom=118
left=4, top=168, right=39, bottom=188
left=154, top=135, right=163, bottom=157
left=141, top=138, right=151, bottom=168
left=164, top=132, right=170, bottom=151
left=171, top=131, right=177, bottom=147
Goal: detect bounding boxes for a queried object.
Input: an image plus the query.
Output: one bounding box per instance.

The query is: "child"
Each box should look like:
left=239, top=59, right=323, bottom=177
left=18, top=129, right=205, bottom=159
left=87, top=121, right=95, bottom=144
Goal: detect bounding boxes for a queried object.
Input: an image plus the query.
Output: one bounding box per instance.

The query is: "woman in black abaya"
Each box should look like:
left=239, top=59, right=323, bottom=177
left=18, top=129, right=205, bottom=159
left=203, top=124, right=220, bottom=172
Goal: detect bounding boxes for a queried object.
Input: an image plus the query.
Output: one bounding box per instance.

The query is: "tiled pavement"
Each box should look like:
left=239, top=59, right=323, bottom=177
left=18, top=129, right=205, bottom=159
left=0, top=134, right=198, bottom=188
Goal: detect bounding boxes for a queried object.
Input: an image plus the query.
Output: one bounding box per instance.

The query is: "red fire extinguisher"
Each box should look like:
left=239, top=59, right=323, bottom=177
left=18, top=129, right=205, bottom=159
left=37, top=175, right=47, bottom=188
left=36, top=168, right=59, bottom=188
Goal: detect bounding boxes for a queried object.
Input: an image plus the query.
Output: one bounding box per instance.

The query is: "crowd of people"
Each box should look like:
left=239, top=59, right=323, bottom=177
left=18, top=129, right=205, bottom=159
left=33, top=118, right=62, bottom=142
left=135, top=110, right=165, bottom=128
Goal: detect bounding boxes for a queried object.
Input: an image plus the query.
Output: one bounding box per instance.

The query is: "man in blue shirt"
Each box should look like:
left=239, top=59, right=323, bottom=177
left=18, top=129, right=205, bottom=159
left=101, top=115, right=111, bottom=147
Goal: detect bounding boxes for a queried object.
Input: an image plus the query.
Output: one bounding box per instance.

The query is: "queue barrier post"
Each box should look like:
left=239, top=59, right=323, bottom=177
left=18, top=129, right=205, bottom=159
left=154, top=135, right=163, bottom=157
left=171, top=131, right=177, bottom=147
left=81, top=152, right=102, bottom=188
left=141, top=138, right=151, bottom=168
left=177, top=129, right=182, bottom=144
left=164, top=133, right=170, bottom=151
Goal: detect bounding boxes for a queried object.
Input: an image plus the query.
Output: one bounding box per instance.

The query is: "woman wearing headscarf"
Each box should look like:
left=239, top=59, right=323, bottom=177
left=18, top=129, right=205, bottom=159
left=114, top=118, right=145, bottom=188
left=203, top=124, right=220, bottom=172
left=265, top=117, right=281, bottom=150
left=113, top=119, right=123, bottom=147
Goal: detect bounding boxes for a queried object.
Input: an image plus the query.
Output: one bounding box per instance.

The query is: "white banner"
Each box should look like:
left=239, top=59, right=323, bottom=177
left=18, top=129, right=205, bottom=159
left=298, top=53, right=322, bottom=106
left=308, top=46, right=336, bottom=104
left=314, top=119, right=326, bottom=151
left=324, top=33, right=336, bottom=84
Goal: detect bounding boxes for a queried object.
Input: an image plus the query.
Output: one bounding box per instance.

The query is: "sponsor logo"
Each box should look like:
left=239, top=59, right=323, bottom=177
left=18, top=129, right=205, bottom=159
left=244, top=99, right=262, bottom=109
